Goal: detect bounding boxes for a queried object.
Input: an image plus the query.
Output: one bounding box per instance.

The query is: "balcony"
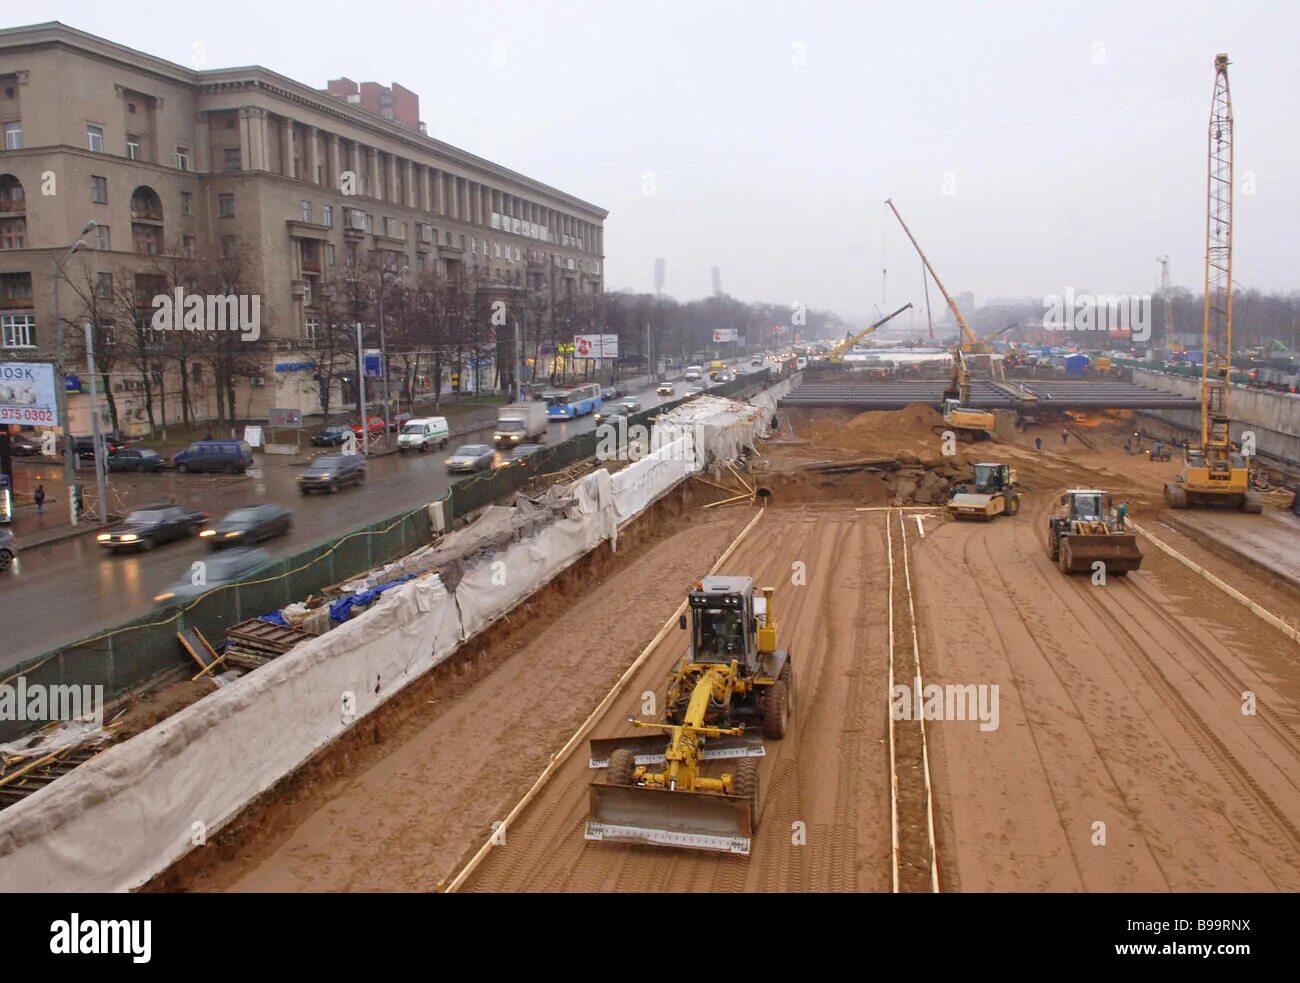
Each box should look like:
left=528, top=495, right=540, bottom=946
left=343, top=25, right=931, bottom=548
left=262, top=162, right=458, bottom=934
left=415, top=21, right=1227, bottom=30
left=301, top=256, right=323, bottom=274
left=130, top=207, right=164, bottom=223
left=0, top=294, right=34, bottom=310
left=0, top=198, right=25, bottom=214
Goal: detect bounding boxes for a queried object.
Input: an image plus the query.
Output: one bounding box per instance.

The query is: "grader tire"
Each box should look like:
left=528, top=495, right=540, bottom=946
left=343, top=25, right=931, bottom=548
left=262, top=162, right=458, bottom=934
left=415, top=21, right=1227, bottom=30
left=779, top=657, right=794, bottom=713
left=761, top=680, right=789, bottom=739
left=1165, top=483, right=1188, bottom=509
left=1243, top=492, right=1263, bottom=514
left=605, top=748, right=636, bottom=787
left=1058, top=542, right=1072, bottom=574
left=734, top=758, right=761, bottom=832
left=1004, top=493, right=1020, bottom=516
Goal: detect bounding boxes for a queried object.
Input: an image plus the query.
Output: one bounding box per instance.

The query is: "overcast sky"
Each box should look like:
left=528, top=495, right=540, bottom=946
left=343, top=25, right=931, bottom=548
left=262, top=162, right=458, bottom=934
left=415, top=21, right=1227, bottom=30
left=33, top=1, right=1300, bottom=324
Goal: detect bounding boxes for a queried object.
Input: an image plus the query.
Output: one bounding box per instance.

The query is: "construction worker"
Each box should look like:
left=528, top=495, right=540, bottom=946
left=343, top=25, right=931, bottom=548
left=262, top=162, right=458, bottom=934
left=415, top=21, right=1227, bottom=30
left=1061, top=428, right=1069, bottom=445
left=1116, top=502, right=1129, bottom=528
left=1035, top=437, right=1042, bottom=452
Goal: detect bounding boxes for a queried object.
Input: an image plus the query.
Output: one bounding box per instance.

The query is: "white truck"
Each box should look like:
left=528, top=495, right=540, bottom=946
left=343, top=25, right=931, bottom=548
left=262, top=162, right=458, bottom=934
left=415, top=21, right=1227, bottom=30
left=493, top=401, right=548, bottom=447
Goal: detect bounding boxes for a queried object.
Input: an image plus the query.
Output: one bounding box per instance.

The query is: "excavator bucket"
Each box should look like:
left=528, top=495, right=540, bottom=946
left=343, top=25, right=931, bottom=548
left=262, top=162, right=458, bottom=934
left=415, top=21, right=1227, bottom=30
left=585, top=781, right=755, bottom=855
left=1060, top=532, right=1144, bottom=573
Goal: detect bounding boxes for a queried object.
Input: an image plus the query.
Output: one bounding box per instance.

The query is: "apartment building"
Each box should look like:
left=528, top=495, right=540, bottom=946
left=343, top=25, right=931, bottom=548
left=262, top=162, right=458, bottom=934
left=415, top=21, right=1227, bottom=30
left=0, top=21, right=607, bottom=430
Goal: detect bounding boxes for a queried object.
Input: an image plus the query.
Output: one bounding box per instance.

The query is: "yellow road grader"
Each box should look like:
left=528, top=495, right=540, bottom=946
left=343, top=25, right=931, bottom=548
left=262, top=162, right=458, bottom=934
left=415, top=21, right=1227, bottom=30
left=585, top=576, right=792, bottom=856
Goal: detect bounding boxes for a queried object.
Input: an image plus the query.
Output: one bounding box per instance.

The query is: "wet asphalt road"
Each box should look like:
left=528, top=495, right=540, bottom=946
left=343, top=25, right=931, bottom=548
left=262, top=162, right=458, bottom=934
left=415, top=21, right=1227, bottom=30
left=1, top=364, right=760, bottom=671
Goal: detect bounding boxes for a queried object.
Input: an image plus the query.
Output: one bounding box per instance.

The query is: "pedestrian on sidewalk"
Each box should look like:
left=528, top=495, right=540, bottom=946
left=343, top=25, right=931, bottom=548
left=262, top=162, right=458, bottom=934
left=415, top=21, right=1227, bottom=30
left=34, top=484, right=45, bottom=515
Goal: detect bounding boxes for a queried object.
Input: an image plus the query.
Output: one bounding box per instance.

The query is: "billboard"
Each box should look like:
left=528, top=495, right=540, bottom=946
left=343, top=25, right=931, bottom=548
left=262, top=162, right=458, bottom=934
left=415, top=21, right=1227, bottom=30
left=574, top=334, right=619, bottom=359
left=0, top=362, right=59, bottom=426
left=712, top=328, right=738, bottom=343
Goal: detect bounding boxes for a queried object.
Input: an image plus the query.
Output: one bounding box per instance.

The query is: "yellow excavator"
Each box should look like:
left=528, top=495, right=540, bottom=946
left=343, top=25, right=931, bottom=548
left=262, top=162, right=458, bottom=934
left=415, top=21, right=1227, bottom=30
left=1165, top=54, right=1262, bottom=515
left=826, top=303, right=913, bottom=364
left=886, top=200, right=997, bottom=441
left=585, top=576, right=792, bottom=856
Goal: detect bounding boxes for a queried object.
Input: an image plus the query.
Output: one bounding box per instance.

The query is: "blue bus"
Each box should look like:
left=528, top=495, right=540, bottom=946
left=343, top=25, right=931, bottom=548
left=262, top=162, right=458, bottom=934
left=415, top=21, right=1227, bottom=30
left=544, top=382, right=603, bottom=420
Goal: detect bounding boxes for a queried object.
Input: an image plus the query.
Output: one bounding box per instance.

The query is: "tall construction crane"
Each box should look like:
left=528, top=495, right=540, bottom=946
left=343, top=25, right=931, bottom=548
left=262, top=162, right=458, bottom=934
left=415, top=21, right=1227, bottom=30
left=1157, top=255, right=1177, bottom=351
left=827, top=303, right=913, bottom=363
left=885, top=199, right=996, bottom=440
left=1165, top=53, right=1262, bottom=514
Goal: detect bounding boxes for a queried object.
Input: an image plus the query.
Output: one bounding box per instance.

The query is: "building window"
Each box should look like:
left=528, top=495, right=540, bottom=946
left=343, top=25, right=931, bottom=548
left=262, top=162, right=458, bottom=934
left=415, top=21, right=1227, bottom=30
left=224, top=147, right=241, bottom=171
left=221, top=235, right=236, bottom=257
left=345, top=244, right=357, bottom=267
left=96, top=272, right=113, bottom=299
left=301, top=199, right=311, bottom=223
left=1, top=314, right=36, bottom=349
left=126, top=133, right=141, bottom=160
left=322, top=204, right=333, bottom=227
left=218, top=193, right=235, bottom=218
left=304, top=316, right=320, bottom=341
left=416, top=253, right=425, bottom=272
left=514, top=247, right=521, bottom=262
left=182, top=235, right=195, bottom=258
left=86, top=125, right=103, bottom=152
left=88, top=175, right=108, bottom=204
left=457, top=233, right=464, bottom=248
left=133, top=224, right=162, bottom=255
left=0, top=217, right=25, bottom=249
left=3, top=121, right=20, bottom=150
left=494, top=242, right=501, bottom=258
left=181, top=191, right=192, bottom=215
left=324, top=243, right=335, bottom=266
left=302, top=279, right=312, bottom=306
left=93, top=225, right=111, bottom=250
left=176, top=147, right=191, bottom=171
left=471, top=237, right=478, bottom=255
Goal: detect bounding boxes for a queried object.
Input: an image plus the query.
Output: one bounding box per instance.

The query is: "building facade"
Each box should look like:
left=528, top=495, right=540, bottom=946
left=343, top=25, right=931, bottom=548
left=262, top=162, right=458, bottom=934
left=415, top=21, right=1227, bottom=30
left=0, top=22, right=607, bottom=432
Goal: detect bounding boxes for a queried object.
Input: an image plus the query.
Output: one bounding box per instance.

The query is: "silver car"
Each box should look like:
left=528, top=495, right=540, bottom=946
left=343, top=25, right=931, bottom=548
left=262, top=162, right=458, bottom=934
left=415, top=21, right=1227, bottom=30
left=153, top=547, right=271, bottom=605
left=0, top=527, right=15, bottom=573
left=445, top=444, right=496, bottom=473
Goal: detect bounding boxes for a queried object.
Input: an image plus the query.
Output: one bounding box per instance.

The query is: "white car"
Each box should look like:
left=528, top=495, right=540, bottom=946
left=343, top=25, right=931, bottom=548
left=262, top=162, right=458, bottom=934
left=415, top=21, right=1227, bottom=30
left=683, top=365, right=703, bottom=381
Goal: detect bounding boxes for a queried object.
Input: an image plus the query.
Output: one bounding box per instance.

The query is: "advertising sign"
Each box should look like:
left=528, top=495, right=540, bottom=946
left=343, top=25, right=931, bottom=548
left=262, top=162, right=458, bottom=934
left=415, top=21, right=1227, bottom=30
left=0, top=362, right=59, bottom=426
left=574, top=334, right=619, bottom=359
left=268, top=407, right=303, bottom=428
left=712, top=328, right=738, bottom=343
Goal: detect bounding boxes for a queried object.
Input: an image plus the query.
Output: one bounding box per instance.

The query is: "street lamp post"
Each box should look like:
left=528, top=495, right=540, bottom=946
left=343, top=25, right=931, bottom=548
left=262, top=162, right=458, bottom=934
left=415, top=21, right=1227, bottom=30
left=375, top=263, right=406, bottom=426
left=52, top=221, right=98, bottom=526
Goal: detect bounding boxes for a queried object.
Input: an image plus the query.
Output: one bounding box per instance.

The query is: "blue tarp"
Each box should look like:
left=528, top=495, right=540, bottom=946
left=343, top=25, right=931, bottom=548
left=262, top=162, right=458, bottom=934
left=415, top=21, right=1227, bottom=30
left=259, top=611, right=287, bottom=626
left=328, top=574, right=417, bottom=623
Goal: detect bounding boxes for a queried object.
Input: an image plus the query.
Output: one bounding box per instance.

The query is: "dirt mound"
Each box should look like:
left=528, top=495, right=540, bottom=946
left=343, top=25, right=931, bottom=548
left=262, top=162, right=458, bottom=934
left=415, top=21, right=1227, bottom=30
left=845, top=402, right=946, bottom=439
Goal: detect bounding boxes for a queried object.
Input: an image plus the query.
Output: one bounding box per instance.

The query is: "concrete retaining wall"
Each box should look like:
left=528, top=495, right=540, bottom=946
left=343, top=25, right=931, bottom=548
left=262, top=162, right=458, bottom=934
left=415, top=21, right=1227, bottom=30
left=1131, top=368, right=1300, bottom=467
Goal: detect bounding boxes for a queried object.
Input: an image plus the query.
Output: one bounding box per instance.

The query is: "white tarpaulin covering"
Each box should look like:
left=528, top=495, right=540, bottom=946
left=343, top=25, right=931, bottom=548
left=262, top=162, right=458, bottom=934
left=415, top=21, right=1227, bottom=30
left=0, top=383, right=776, bottom=892
left=610, top=436, right=696, bottom=524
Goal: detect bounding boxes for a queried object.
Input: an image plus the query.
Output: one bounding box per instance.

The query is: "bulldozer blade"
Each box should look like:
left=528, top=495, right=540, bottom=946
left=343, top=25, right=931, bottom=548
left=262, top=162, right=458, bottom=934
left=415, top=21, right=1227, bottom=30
left=588, top=733, right=765, bottom=769
left=1062, top=533, right=1144, bottom=573
left=585, top=781, right=754, bottom=855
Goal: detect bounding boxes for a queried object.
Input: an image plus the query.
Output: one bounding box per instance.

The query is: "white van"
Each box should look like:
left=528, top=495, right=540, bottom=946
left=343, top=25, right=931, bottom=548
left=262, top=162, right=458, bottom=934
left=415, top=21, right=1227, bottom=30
left=684, top=365, right=704, bottom=381
left=397, top=417, right=450, bottom=453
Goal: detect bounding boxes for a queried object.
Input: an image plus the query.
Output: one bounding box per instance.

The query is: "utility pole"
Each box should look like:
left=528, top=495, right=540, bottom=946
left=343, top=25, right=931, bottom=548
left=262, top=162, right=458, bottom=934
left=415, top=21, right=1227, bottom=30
left=515, top=307, right=525, bottom=402
left=53, top=222, right=97, bottom=526
left=83, top=322, right=109, bottom=523
left=356, top=322, right=369, bottom=456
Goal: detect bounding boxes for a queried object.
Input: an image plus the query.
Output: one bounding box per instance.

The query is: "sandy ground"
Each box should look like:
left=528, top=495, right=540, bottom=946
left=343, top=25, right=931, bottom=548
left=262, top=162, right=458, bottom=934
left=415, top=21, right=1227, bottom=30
left=184, top=508, right=751, bottom=891
left=168, top=404, right=1300, bottom=893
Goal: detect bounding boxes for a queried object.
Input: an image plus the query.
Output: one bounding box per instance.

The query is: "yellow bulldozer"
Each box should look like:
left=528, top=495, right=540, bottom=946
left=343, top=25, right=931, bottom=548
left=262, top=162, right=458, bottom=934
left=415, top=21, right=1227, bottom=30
left=1047, top=489, right=1143, bottom=576
left=946, top=462, right=1020, bottom=520
left=585, top=576, right=792, bottom=856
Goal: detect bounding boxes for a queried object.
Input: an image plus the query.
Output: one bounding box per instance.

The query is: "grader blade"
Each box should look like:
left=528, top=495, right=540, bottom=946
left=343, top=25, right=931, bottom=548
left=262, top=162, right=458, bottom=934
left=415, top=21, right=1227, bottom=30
left=587, top=733, right=765, bottom=769
left=1061, top=532, right=1144, bottom=573
left=585, top=781, right=754, bottom=855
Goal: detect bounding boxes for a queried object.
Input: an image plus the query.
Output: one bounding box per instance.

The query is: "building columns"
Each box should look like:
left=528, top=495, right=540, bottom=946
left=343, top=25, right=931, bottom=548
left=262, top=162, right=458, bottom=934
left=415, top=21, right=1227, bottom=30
left=194, top=111, right=210, bottom=173
left=280, top=118, right=294, bottom=177
left=305, top=126, right=319, bottom=184
left=328, top=132, right=341, bottom=190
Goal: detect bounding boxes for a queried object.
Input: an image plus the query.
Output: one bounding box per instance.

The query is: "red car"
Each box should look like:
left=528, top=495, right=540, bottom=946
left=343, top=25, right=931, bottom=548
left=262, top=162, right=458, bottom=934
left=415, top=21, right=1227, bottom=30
left=350, top=416, right=386, bottom=436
